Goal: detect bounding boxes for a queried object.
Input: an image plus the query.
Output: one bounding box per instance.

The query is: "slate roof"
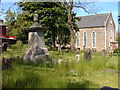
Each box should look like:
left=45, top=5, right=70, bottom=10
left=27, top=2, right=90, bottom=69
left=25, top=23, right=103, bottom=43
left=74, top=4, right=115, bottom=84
left=76, top=13, right=110, bottom=28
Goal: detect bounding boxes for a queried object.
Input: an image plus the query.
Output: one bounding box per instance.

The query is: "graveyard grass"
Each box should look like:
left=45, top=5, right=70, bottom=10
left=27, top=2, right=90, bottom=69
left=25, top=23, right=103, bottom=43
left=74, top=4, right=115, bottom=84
left=2, top=42, right=118, bottom=88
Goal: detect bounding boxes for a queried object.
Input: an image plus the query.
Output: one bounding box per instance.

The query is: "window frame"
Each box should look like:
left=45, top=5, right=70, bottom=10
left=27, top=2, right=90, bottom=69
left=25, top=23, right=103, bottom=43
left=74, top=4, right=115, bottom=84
left=91, top=31, right=96, bottom=48
left=83, top=31, right=87, bottom=47
left=76, top=32, right=80, bottom=48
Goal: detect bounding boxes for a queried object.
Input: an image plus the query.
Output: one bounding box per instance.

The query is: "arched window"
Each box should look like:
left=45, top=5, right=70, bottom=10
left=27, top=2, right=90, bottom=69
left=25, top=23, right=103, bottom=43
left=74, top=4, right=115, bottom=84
left=83, top=32, right=87, bottom=47
left=92, top=31, right=96, bottom=48
left=76, top=32, right=80, bottom=47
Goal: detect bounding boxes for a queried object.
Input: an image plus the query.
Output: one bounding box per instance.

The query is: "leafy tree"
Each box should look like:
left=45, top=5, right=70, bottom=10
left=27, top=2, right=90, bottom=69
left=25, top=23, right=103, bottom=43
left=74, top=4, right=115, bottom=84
left=63, top=0, right=97, bottom=50
left=118, top=15, right=120, bottom=24
left=5, top=9, right=32, bottom=43
left=18, top=2, right=69, bottom=48
left=5, top=9, right=16, bottom=36
left=5, top=1, right=96, bottom=50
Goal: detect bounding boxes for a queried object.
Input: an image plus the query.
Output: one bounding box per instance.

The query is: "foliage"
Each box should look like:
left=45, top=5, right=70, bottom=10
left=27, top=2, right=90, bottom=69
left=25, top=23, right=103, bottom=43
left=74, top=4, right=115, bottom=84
left=5, top=9, right=32, bottom=43
left=118, top=15, right=120, bottom=24
left=4, top=1, right=97, bottom=49
left=2, top=43, right=28, bottom=58
left=5, top=9, right=16, bottom=36
left=116, top=32, right=120, bottom=47
left=18, top=2, right=69, bottom=47
left=63, top=0, right=97, bottom=50
left=113, top=47, right=120, bottom=53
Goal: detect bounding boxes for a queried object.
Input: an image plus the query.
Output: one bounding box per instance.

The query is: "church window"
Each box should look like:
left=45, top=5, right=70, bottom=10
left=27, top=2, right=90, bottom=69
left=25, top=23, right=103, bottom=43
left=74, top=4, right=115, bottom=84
left=92, top=31, right=96, bottom=48
left=83, top=32, right=87, bottom=47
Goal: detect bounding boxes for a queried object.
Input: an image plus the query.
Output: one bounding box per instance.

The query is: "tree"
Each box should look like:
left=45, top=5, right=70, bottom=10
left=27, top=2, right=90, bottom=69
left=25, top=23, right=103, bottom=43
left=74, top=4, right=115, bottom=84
left=63, top=0, right=97, bottom=50
left=5, top=9, right=16, bottom=36
left=5, top=8, right=33, bottom=43
left=118, top=15, right=120, bottom=24
left=18, top=2, right=69, bottom=48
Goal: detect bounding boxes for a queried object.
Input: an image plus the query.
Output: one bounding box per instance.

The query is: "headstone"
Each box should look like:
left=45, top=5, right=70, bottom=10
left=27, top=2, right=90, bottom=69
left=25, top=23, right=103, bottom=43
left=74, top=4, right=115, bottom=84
left=76, top=48, right=80, bottom=61
left=2, top=42, right=8, bottom=52
left=24, top=11, right=49, bottom=63
left=102, top=49, right=107, bottom=57
left=0, top=42, right=8, bottom=54
left=2, top=57, right=12, bottom=69
left=58, top=45, right=61, bottom=52
left=84, top=48, right=92, bottom=60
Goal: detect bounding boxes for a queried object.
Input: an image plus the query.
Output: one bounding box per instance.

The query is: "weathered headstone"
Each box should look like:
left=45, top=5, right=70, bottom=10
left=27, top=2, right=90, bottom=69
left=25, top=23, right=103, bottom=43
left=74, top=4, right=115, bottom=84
left=2, top=42, right=8, bottom=51
left=0, top=42, right=8, bottom=54
left=102, top=49, right=107, bottom=57
left=24, top=11, right=49, bottom=63
left=2, top=57, right=12, bottom=70
left=76, top=48, right=80, bottom=61
left=84, top=48, right=92, bottom=60
left=58, top=45, right=61, bottom=53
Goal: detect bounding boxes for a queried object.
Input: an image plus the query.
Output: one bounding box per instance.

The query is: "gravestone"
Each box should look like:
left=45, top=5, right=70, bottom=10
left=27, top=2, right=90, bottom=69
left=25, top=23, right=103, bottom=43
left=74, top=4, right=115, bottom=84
left=23, top=11, right=49, bottom=63
left=84, top=48, right=92, bottom=60
left=76, top=48, right=80, bottom=61
left=2, top=57, right=12, bottom=70
left=0, top=42, right=8, bottom=54
left=58, top=45, right=61, bottom=53
left=2, top=42, right=8, bottom=51
left=102, top=49, right=107, bottom=57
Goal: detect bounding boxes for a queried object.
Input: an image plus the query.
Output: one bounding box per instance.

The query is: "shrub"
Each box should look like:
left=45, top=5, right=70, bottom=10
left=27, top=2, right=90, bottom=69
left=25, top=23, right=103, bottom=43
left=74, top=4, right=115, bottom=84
left=113, top=47, right=120, bottom=53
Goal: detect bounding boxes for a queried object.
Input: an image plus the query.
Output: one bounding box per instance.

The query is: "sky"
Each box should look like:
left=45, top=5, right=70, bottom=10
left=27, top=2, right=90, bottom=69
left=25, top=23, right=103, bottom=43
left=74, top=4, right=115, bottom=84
left=0, top=1, right=119, bottom=31
left=118, top=1, right=120, bottom=31
left=74, top=2, right=118, bottom=31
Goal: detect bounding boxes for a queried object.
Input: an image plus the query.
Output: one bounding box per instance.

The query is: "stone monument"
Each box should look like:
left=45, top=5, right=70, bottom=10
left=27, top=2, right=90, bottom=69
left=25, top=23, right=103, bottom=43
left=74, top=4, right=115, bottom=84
left=24, top=11, right=49, bottom=63
left=84, top=48, right=92, bottom=60
left=102, top=49, right=107, bottom=57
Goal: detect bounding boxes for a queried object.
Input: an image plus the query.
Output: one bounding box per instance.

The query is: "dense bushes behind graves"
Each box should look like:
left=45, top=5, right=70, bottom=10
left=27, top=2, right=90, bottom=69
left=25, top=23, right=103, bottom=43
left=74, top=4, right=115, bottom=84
left=113, top=47, right=120, bottom=53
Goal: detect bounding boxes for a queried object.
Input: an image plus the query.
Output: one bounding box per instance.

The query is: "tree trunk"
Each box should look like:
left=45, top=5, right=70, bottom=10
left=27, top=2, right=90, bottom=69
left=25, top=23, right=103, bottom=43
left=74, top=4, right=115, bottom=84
left=67, top=1, right=75, bottom=51
left=70, top=27, right=75, bottom=50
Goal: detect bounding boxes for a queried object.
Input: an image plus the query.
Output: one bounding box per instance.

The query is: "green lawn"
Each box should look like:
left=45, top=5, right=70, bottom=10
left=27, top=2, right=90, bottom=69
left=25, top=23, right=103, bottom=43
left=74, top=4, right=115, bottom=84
left=1, top=43, right=119, bottom=88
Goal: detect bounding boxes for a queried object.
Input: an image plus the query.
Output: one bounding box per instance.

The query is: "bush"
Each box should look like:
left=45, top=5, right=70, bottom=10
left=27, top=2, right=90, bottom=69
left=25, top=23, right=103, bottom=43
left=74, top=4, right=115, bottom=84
left=113, top=47, right=120, bottom=53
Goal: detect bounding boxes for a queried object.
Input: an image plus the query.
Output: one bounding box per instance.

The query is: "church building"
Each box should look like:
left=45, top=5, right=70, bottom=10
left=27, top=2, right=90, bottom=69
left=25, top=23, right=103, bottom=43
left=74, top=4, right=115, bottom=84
left=75, top=13, right=117, bottom=51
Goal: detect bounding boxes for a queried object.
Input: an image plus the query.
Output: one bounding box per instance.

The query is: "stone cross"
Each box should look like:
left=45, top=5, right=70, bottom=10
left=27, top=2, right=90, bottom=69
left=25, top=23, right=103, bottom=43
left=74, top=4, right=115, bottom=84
left=24, top=11, right=49, bottom=63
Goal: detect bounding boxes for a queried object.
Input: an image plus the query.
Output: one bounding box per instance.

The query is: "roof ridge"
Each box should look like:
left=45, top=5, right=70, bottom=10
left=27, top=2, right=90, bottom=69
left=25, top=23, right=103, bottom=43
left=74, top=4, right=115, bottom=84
left=75, top=13, right=111, bottom=28
left=77, top=13, right=110, bottom=17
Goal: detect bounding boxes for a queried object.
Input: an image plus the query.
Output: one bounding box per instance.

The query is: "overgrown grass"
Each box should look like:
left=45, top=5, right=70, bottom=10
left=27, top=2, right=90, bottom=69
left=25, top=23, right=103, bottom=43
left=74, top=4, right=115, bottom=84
left=1, top=44, right=119, bottom=88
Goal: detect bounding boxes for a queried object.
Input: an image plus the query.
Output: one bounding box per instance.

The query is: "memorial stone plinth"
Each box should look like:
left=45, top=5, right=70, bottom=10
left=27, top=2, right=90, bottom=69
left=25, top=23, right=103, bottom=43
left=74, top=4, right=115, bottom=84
left=24, top=12, right=49, bottom=63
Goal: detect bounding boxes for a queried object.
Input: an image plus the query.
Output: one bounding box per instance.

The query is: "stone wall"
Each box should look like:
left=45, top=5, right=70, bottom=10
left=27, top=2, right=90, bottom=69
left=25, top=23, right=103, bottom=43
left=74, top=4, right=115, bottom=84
left=78, top=27, right=105, bottom=51
left=106, top=14, right=116, bottom=50
left=77, top=14, right=116, bottom=51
